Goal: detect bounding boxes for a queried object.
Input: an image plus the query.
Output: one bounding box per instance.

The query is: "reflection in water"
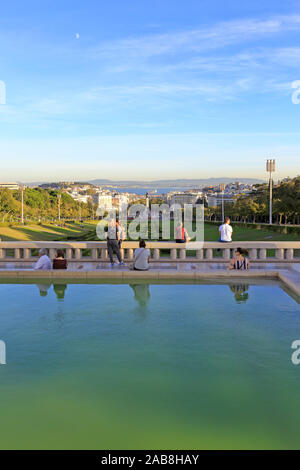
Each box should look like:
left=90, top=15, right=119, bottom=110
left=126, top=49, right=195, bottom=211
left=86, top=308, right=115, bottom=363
left=35, top=283, right=67, bottom=300
left=229, top=284, right=249, bottom=303
left=36, top=284, right=52, bottom=297
left=53, top=284, right=68, bottom=301
left=130, top=284, right=150, bottom=309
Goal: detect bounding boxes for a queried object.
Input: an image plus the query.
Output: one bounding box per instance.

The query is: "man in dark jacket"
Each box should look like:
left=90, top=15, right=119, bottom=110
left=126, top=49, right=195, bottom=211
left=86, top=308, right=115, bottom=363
left=105, top=219, right=125, bottom=267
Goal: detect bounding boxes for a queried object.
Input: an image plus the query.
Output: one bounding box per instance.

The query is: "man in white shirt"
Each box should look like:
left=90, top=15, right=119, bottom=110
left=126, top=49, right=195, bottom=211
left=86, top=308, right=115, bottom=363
left=34, top=249, right=52, bottom=270
left=219, top=217, right=233, bottom=242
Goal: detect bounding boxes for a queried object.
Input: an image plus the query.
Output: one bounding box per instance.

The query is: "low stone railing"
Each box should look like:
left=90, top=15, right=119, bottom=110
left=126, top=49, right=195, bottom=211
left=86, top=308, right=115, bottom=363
left=0, top=241, right=299, bottom=263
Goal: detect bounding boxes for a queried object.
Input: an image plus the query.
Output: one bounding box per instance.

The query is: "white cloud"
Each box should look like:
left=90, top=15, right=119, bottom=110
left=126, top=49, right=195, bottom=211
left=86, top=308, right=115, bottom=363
left=1, top=14, right=300, bottom=123
left=91, top=15, right=300, bottom=61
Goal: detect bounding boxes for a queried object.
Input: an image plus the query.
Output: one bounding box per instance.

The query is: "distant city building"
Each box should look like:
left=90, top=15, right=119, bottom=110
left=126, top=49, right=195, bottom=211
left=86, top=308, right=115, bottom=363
left=71, top=194, right=91, bottom=204
left=167, top=191, right=203, bottom=208
left=207, top=194, right=235, bottom=207
left=0, top=182, right=20, bottom=190
left=93, top=193, right=113, bottom=211
left=113, top=194, right=129, bottom=212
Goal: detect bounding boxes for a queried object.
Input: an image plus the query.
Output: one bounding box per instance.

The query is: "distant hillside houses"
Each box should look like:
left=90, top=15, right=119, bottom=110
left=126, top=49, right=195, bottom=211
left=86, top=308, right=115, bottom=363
left=165, top=181, right=256, bottom=208
left=0, top=182, right=20, bottom=190
left=33, top=180, right=258, bottom=211
left=93, top=193, right=113, bottom=211
left=167, top=191, right=203, bottom=208
left=40, top=182, right=132, bottom=212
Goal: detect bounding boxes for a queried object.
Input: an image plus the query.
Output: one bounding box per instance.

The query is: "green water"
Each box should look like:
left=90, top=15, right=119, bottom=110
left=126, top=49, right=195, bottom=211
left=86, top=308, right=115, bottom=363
left=0, top=279, right=300, bottom=449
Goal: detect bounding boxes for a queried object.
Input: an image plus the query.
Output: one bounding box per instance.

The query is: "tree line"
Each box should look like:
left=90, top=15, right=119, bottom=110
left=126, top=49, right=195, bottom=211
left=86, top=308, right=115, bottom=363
left=0, top=187, right=94, bottom=223
left=0, top=176, right=299, bottom=225
left=205, top=176, right=300, bottom=225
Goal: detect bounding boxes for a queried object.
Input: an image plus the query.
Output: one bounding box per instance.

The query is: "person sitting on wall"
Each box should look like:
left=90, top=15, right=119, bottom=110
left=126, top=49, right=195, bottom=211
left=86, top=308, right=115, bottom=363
left=34, top=248, right=52, bottom=270
left=133, top=239, right=150, bottom=271
left=219, top=217, right=233, bottom=242
left=53, top=249, right=67, bottom=270
left=175, top=222, right=190, bottom=243
left=229, top=248, right=250, bottom=270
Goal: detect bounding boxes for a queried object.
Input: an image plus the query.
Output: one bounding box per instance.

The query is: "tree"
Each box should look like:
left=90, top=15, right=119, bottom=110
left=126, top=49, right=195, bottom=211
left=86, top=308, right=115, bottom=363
left=0, top=189, right=20, bottom=222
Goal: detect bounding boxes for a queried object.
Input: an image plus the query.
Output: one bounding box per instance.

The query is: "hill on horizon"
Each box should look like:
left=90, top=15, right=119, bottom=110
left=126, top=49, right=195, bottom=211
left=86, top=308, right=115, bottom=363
left=23, top=177, right=265, bottom=188
left=88, top=177, right=264, bottom=188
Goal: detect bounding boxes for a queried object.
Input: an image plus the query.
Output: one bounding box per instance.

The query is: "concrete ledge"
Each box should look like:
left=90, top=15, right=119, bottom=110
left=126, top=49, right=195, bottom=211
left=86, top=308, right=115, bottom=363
left=86, top=270, right=121, bottom=279
left=0, top=269, right=299, bottom=298
left=194, top=270, right=279, bottom=279
left=278, top=272, right=300, bottom=297
left=1, top=259, right=300, bottom=266
left=0, top=268, right=280, bottom=281
left=158, top=270, right=195, bottom=280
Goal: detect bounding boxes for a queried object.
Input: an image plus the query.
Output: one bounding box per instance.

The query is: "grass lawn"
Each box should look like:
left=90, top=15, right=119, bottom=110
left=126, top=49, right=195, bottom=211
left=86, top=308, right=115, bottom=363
left=202, top=224, right=300, bottom=259
left=204, top=223, right=300, bottom=242
left=0, top=221, right=99, bottom=241
left=0, top=220, right=299, bottom=242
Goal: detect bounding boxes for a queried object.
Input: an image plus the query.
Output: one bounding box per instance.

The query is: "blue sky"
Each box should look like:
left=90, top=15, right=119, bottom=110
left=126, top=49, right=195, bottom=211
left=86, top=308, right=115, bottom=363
left=0, top=0, right=300, bottom=182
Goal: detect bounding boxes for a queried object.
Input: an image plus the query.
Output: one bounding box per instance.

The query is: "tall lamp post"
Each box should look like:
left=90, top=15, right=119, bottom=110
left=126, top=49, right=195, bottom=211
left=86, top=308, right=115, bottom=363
left=57, top=193, right=61, bottom=223
left=266, top=159, right=276, bottom=225
left=20, top=185, right=25, bottom=225
left=219, top=184, right=226, bottom=222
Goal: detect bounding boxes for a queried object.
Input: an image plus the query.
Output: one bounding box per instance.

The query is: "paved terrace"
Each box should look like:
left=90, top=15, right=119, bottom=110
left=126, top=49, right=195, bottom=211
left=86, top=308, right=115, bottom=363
left=0, top=241, right=300, bottom=297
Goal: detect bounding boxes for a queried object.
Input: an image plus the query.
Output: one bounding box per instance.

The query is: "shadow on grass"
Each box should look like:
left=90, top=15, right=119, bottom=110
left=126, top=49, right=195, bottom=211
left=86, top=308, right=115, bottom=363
left=0, top=234, right=21, bottom=241
left=4, top=226, right=89, bottom=241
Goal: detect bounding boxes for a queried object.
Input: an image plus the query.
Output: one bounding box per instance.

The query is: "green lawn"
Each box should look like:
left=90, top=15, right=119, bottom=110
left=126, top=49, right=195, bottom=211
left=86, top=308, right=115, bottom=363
left=0, top=221, right=99, bottom=241
left=203, top=224, right=299, bottom=258
left=204, top=223, right=300, bottom=242
left=0, top=220, right=299, bottom=242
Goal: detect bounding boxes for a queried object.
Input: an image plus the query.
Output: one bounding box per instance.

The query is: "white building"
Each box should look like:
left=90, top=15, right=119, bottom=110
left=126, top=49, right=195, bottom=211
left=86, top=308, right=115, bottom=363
left=67, top=190, right=91, bottom=204
left=167, top=192, right=203, bottom=208
left=73, top=194, right=91, bottom=204
left=93, top=193, right=113, bottom=211
left=118, top=195, right=129, bottom=212
left=0, top=182, right=20, bottom=190
left=207, top=194, right=235, bottom=207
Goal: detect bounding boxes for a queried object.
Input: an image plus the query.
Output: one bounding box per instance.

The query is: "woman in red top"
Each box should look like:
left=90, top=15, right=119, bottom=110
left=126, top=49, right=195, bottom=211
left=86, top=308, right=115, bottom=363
left=175, top=222, right=190, bottom=243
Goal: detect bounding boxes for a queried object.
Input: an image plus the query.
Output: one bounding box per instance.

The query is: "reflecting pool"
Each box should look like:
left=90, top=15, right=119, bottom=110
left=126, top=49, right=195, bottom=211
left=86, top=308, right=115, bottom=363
left=0, top=279, right=299, bottom=449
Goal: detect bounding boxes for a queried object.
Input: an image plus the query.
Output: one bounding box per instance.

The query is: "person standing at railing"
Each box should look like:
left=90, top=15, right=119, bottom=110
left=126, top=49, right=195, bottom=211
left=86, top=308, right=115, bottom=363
left=104, top=219, right=125, bottom=268
left=116, top=218, right=126, bottom=249
left=175, top=222, right=190, bottom=243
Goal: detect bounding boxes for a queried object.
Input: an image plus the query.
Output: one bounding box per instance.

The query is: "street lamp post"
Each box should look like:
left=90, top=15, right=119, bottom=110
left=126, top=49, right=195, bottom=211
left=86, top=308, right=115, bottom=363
left=20, top=185, right=25, bottom=225
left=57, top=193, right=61, bottom=222
left=219, top=184, right=226, bottom=222
left=266, top=159, right=276, bottom=225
